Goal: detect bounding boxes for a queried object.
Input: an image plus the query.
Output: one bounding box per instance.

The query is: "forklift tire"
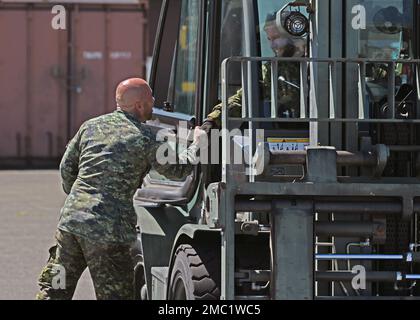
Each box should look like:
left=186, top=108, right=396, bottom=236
left=168, top=244, right=220, bottom=300
left=134, top=260, right=147, bottom=300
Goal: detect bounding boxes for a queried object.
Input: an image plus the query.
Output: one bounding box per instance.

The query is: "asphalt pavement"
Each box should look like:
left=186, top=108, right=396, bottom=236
left=0, top=170, right=96, bottom=300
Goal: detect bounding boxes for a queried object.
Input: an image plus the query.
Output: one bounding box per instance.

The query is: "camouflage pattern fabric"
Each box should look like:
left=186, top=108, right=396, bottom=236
left=58, top=109, right=195, bottom=244
left=207, top=62, right=301, bottom=127
left=36, top=230, right=135, bottom=300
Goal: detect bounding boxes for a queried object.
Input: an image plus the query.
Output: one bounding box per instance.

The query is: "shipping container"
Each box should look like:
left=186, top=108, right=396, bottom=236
left=0, top=0, right=148, bottom=167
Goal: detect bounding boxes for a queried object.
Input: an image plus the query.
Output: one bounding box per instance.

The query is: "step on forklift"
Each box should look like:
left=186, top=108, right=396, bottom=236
left=132, top=0, right=420, bottom=300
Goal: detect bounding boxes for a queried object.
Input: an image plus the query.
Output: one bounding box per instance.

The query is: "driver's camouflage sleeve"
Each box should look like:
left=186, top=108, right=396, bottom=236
left=207, top=88, right=244, bottom=127
left=207, top=62, right=301, bottom=127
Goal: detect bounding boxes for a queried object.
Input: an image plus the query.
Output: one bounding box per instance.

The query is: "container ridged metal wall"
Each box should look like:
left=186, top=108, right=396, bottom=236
left=0, top=0, right=148, bottom=167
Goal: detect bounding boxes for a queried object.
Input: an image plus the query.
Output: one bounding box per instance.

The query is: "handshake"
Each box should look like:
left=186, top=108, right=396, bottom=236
left=186, top=119, right=214, bottom=148
left=199, top=118, right=216, bottom=134
left=186, top=118, right=216, bottom=147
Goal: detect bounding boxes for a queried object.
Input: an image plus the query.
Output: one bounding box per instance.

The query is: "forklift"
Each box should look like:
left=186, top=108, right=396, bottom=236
left=132, top=0, right=420, bottom=300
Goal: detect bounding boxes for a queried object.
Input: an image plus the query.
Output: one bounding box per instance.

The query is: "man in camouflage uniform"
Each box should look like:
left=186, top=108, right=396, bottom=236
left=202, top=10, right=307, bottom=130
left=36, top=78, right=204, bottom=300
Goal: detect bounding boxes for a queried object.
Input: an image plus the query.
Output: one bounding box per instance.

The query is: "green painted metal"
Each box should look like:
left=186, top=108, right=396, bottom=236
left=271, top=201, right=314, bottom=299
left=135, top=205, right=189, bottom=297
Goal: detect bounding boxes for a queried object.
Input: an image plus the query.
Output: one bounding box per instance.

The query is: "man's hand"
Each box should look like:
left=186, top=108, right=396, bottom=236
left=193, top=127, right=207, bottom=146
left=200, top=119, right=215, bottom=134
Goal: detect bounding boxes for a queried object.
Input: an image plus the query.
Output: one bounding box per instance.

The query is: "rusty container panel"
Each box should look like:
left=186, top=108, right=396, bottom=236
left=0, top=3, right=148, bottom=167
left=0, top=9, right=28, bottom=159
left=71, top=8, right=147, bottom=134
left=0, top=9, right=67, bottom=163
left=29, top=10, right=68, bottom=159
left=71, top=10, right=107, bottom=131
left=105, top=11, right=146, bottom=114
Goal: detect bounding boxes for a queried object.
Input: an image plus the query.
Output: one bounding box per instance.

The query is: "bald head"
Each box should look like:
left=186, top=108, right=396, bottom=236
left=116, top=78, right=155, bottom=122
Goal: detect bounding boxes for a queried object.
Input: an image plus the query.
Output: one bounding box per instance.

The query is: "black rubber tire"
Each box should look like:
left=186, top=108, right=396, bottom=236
left=134, top=262, right=147, bottom=300
left=168, top=244, right=220, bottom=300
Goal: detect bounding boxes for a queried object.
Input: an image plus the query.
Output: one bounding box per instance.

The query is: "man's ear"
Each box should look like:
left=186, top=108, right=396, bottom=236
left=135, top=101, right=143, bottom=113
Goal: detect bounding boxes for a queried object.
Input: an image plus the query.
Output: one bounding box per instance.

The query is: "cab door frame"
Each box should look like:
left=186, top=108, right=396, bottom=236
left=137, top=0, right=206, bottom=206
left=149, top=0, right=205, bottom=125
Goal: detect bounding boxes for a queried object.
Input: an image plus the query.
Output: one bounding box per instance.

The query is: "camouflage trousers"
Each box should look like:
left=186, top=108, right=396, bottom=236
left=36, top=229, right=135, bottom=300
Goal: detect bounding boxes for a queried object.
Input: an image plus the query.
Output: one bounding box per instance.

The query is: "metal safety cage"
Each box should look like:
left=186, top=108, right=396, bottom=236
left=221, top=57, right=420, bottom=142
left=209, top=56, right=420, bottom=300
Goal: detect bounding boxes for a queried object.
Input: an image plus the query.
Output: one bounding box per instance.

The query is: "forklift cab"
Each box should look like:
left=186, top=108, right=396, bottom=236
left=138, top=0, right=312, bottom=203
left=141, top=0, right=418, bottom=196
left=134, top=0, right=420, bottom=300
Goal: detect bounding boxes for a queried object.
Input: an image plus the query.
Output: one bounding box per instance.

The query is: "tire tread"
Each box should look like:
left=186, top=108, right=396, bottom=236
left=171, top=244, right=220, bottom=300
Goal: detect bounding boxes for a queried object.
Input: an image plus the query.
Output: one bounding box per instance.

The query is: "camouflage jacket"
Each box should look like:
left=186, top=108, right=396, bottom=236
left=58, top=109, right=195, bottom=244
left=207, top=62, right=301, bottom=127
